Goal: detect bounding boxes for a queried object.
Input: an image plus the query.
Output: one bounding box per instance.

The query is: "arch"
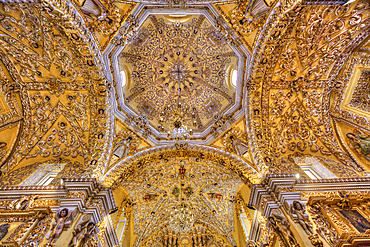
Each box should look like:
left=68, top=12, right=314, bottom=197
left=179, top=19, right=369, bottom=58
left=101, top=144, right=259, bottom=188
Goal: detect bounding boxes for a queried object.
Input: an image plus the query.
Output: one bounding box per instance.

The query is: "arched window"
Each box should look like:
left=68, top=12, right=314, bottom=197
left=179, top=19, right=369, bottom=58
left=240, top=214, right=250, bottom=241
left=115, top=210, right=127, bottom=242
left=120, top=70, right=127, bottom=88
left=231, top=69, right=238, bottom=88
left=19, top=163, right=66, bottom=186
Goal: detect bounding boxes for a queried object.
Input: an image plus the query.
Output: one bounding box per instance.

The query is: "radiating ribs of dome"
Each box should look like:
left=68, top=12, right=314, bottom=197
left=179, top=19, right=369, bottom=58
left=119, top=14, right=238, bottom=132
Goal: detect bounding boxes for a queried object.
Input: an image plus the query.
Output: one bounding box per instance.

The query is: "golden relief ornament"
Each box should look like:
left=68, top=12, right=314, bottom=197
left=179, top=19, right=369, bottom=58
left=348, top=69, right=370, bottom=113
left=0, top=2, right=113, bottom=177
left=330, top=54, right=370, bottom=170
left=104, top=144, right=258, bottom=188
left=117, top=157, right=241, bottom=246
left=6, top=195, right=38, bottom=211
left=118, top=14, right=238, bottom=135
left=230, top=0, right=270, bottom=35
left=145, top=223, right=232, bottom=247
left=247, top=2, right=370, bottom=171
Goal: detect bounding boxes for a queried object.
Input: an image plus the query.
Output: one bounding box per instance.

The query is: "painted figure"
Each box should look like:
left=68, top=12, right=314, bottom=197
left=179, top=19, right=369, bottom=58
left=347, top=132, right=370, bottom=161
left=0, top=223, right=10, bottom=241
left=339, top=210, right=370, bottom=233
left=113, top=137, right=132, bottom=159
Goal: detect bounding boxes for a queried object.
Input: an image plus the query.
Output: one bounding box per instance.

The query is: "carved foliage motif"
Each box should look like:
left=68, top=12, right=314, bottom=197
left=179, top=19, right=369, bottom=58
left=145, top=223, right=232, bottom=247
left=248, top=2, right=370, bottom=171
left=0, top=3, right=113, bottom=175
left=119, top=158, right=241, bottom=246
left=348, top=69, right=370, bottom=113
left=118, top=14, right=238, bottom=132
left=105, top=145, right=258, bottom=188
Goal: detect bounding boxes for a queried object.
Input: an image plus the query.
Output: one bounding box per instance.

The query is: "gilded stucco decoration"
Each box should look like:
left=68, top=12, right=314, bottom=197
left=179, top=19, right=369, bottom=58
left=0, top=162, right=39, bottom=186
left=145, top=223, right=232, bottom=247
left=117, top=157, right=241, bottom=246
left=246, top=1, right=370, bottom=173
left=107, top=7, right=248, bottom=143
left=119, top=14, right=237, bottom=131
left=273, top=155, right=309, bottom=179
left=348, top=69, right=370, bottom=113
left=0, top=2, right=114, bottom=177
left=304, top=191, right=370, bottom=246
left=230, top=0, right=270, bottom=35
left=314, top=156, right=361, bottom=178
left=331, top=50, right=370, bottom=171
left=103, top=144, right=258, bottom=188
left=0, top=158, right=83, bottom=186
left=0, top=0, right=369, bottom=246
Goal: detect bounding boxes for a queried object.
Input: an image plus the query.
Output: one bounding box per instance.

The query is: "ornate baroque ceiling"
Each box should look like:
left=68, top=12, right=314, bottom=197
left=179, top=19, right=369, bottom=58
left=106, top=7, right=248, bottom=144
left=0, top=0, right=370, bottom=246
left=120, top=157, right=241, bottom=246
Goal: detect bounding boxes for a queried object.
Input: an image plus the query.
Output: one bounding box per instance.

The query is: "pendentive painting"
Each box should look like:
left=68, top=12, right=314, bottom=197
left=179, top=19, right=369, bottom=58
left=339, top=209, right=370, bottom=233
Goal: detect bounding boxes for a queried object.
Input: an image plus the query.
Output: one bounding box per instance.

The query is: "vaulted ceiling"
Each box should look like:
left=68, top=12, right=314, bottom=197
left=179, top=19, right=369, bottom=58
left=0, top=0, right=369, bottom=246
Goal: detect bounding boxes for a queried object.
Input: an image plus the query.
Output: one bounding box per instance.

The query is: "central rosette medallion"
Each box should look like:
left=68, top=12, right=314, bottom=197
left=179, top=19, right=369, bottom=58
left=169, top=58, right=190, bottom=82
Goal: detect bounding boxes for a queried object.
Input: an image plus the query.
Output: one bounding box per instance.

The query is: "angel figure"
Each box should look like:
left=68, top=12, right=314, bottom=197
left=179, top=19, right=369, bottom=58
left=69, top=220, right=97, bottom=247
left=46, top=208, right=75, bottom=246
left=347, top=132, right=370, bottom=161
left=290, top=201, right=313, bottom=235
left=113, top=136, right=132, bottom=159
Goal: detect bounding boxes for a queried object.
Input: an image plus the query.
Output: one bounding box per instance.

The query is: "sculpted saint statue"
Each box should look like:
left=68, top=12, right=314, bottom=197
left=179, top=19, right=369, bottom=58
left=113, top=136, right=132, bottom=159
left=70, top=221, right=97, bottom=247
left=230, top=135, right=249, bottom=156
left=46, top=208, right=74, bottom=246
left=290, top=201, right=313, bottom=235
left=269, top=212, right=300, bottom=247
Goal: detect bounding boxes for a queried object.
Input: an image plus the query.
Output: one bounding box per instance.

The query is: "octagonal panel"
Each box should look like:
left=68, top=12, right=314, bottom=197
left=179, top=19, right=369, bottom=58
left=106, top=6, right=249, bottom=143
left=341, top=65, right=370, bottom=119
